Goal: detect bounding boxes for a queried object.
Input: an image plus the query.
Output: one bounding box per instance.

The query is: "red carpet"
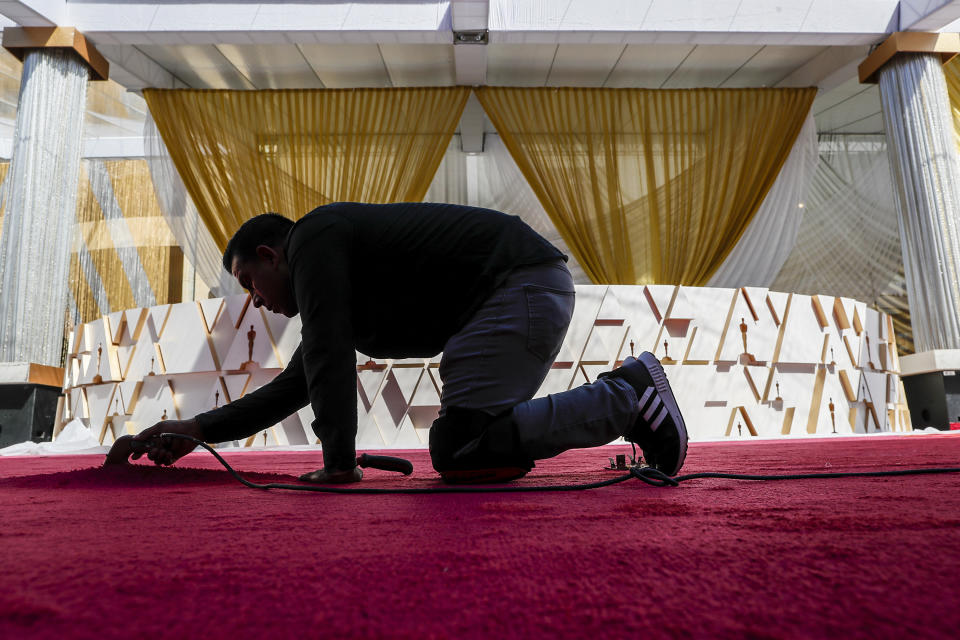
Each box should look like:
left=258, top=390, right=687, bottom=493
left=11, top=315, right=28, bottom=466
left=3, top=434, right=960, bottom=639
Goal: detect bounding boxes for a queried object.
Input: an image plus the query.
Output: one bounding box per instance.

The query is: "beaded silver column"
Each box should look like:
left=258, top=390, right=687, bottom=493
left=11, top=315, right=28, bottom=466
left=0, top=49, right=89, bottom=366
left=878, top=53, right=960, bottom=352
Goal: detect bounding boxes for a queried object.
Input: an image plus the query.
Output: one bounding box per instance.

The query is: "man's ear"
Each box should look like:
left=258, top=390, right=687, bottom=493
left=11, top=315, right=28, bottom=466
left=255, top=244, right=279, bottom=266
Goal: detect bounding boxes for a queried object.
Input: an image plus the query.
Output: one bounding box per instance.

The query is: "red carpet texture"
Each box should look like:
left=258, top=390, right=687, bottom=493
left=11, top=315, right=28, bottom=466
left=3, top=434, right=960, bottom=639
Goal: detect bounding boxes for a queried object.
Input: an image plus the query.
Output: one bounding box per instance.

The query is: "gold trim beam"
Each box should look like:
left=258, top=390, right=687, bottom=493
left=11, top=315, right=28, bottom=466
left=28, top=363, right=65, bottom=387
left=2, top=27, right=109, bottom=81
left=859, top=32, right=960, bottom=84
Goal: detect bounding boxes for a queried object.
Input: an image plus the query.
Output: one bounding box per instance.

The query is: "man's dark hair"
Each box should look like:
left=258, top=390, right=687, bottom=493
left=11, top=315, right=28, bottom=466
left=222, top=213, right=295, bottom=272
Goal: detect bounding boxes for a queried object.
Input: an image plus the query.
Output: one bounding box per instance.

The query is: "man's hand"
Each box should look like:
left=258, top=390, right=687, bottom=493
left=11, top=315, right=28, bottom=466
left=299, top=467, right=363, bottom=484
left=132, top=419, right=204, bottom=466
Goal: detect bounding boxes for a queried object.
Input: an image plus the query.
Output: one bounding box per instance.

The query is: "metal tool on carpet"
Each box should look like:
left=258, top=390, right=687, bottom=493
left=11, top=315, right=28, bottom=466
left=104, top=434, right=413, bottom=475
left=106, top=433, right=960, bottom=494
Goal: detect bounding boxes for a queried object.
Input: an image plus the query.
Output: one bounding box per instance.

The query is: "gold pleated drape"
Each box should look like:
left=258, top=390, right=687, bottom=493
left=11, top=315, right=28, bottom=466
left=0, top=41, right=16, bottom=237
left=143, top=87, right=470, bottom=250
left=70, top=160, right=182, bottom=324
left=0, top=162, right=9, bottom=233
left=476, top=87, right=817, bottom=285
left=943, top=55, right=960, bottom=153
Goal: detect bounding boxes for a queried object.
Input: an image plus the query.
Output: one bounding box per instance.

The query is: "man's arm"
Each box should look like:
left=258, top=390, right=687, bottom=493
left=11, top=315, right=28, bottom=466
left=132, top=344, right=310, bottom=466
left=194, top=343, right=310, bottom=443
left=287, top=216, right=359, bottom=472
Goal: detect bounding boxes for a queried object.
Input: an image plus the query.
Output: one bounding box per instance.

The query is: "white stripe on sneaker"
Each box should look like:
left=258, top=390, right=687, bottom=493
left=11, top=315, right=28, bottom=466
left=651, top=406, right=668, bottom=432
left=643, top=394, right=661, bottom=422
left=636, top=386, right=654, bottom=409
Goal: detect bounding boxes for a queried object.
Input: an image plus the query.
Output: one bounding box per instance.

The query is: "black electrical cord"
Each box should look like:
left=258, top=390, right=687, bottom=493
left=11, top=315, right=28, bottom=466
left=156, top=433, right=960, bottom=494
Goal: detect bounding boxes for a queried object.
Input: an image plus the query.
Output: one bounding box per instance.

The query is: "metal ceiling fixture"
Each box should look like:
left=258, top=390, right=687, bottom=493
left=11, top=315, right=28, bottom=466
left=454, top=30, right=488, bottom=45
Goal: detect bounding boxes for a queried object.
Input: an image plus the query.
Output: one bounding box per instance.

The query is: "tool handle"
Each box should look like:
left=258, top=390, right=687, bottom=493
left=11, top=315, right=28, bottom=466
left=103, top=435, right=151, bottom=465
left=357, top=453, right=414, bottom=476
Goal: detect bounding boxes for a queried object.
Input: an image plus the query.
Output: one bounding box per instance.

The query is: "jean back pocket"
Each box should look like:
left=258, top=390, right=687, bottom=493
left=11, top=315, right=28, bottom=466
left=524, top=284, right=576, bottom=362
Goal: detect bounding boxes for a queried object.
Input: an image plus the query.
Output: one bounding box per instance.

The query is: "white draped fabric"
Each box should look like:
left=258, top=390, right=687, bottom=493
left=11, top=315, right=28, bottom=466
left=425, top=134, right=591, bottom=283
left=878, top=53, right=960, bottom=352
left=772, top=135, right=904, bottom=305
left=707, top=113, right=819, bottom=287
left=0, top=50, right=88, bottom=365
left=143, top=113, right=239, bottom=299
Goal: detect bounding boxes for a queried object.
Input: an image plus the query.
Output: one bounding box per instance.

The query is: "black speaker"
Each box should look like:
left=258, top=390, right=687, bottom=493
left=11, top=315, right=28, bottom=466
left=0, top=383, right=60, bottom=448
left=901, top=371, right=960, bottom=430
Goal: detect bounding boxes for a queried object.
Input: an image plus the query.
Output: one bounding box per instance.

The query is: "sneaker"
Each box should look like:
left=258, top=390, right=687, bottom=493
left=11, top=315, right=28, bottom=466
left=598, top=352, right=688, bottom=475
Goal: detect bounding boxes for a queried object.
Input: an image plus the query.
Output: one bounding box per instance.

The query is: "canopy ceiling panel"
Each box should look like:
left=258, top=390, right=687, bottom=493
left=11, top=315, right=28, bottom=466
left=812, top=75, right=873, bottom=113
left=484, top=43, right=852, bottom=94
left=298, top=44, right=392, bottom=88
left=544, top=45, right=625, bottom=87
left=485, top=43, right=557, bottom=86
left=216, top=44, right=324, bottom=90
left=136, top=45, right=256, bottom=90
left=603, top=44, right=696, bottom=88
left=814, top=80, right=883, bottom=133
left=660, top=45, right=766, bottom=88
left=378, top=44, right=456, bottom=86
left=720, top=45, right=828, bottom=88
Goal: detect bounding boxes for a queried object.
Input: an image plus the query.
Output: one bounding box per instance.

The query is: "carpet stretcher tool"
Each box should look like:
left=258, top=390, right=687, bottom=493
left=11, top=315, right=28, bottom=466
left=104, top=434, right=413, bottom=475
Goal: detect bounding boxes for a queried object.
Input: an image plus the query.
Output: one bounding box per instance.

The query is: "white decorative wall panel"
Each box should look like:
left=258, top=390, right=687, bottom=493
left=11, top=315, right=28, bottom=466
left=58, top=286, right=910, bottom=448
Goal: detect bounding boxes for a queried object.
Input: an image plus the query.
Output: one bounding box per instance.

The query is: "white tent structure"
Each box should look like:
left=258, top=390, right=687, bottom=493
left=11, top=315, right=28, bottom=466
left=4, top=1, right=960, bottom=443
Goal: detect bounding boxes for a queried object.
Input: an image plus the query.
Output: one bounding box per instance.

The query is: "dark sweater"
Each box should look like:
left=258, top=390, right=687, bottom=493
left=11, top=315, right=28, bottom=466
left=195, top=202, right=565, bottom=469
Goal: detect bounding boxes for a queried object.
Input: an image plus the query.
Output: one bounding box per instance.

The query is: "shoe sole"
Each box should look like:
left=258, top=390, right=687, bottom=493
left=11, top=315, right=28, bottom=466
left=440, top=468, right=530, bottom=484
left=637, top=351, right=688, bottom=476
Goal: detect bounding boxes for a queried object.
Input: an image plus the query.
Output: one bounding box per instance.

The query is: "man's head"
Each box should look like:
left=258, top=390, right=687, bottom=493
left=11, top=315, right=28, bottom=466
left=223, top=213, right=298, bottom=317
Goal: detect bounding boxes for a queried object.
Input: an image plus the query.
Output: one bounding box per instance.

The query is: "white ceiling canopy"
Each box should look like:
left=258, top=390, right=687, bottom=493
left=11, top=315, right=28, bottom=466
left=0, top=0, right=957, bottom=154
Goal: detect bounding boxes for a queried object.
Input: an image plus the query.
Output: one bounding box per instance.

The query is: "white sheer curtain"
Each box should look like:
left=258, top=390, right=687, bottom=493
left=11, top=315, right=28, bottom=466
left=878, top=53, right=960, bottom=352
left=143, top=113, right=238, bottom=299
left=772, top=135, right=903, bottom=304
left=425, top=134, right=590, bottom=283
left=0, top=50, right=88, bottom=365
left=707, top=113, right=819, bottom=287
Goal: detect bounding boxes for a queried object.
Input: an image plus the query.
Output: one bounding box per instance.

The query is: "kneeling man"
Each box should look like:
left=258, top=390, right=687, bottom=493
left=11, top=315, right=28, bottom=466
left=135, top=202, right=687, bottom=483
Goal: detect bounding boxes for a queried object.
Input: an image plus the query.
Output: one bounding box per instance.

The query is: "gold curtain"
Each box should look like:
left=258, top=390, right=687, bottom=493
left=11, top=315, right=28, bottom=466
left=143, top=87, right=470, bottom=251
left=70, top=160, right=182, bottom=324
left=0, top=162, right=9, bottom=234
left=943, top=55, right=960, bottom=153
left=476, top=87, right=817, bottom=285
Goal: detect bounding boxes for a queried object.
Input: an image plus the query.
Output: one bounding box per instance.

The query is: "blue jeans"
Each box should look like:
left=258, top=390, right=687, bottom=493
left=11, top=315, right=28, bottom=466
left=438, top=259, right=639, bottom=460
